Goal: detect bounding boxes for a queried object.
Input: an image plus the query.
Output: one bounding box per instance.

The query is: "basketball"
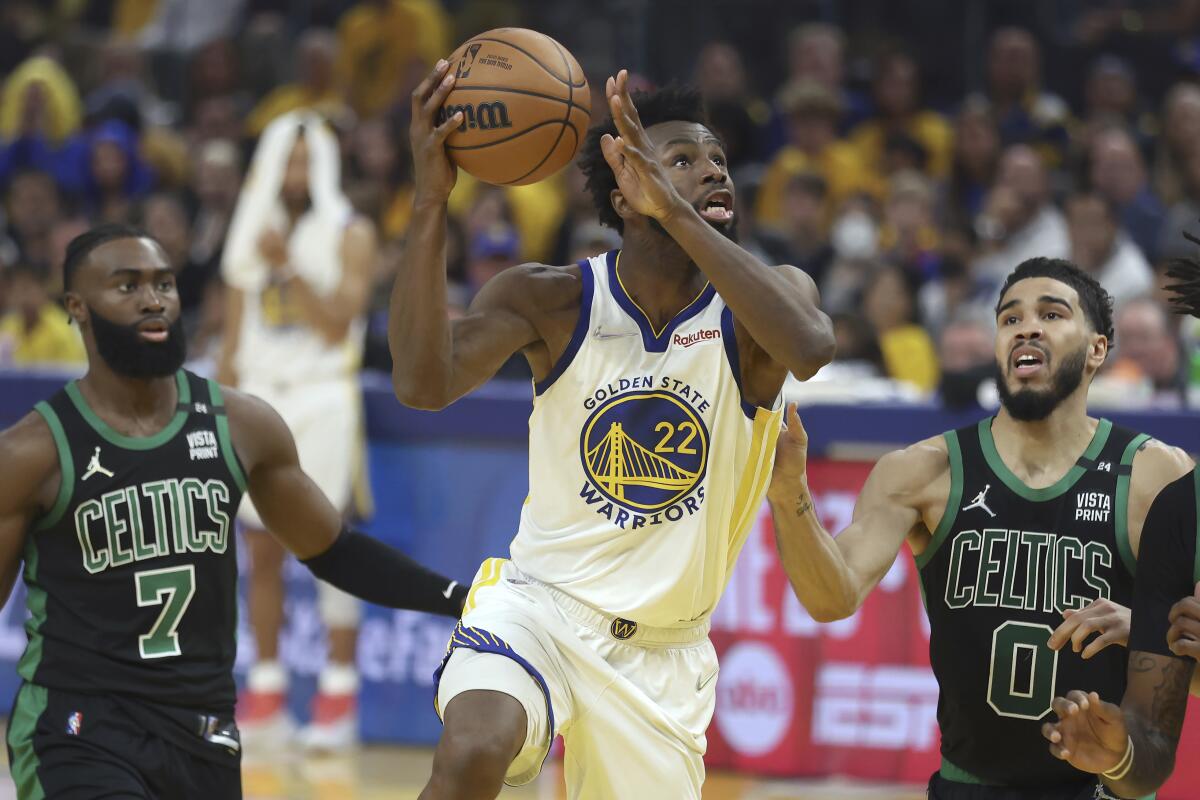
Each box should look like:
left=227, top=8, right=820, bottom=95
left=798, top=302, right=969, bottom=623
left=439, top=27, right=591, bottom=186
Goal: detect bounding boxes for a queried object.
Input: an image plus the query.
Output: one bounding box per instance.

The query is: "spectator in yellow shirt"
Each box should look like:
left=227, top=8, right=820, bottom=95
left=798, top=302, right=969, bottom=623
left=863, top=263, right=939, bottom=393
left=336, top=0, right=451, bottom=117
left=0, top=263, right=85, bottom=366
left=756, top=80, right=879, bottom=228
left=245, top=29, right=349, bottom=137
left=850, top=50, right=954, bottom=180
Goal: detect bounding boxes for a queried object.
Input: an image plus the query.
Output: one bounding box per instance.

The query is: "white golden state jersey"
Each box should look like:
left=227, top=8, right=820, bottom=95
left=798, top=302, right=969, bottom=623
left=510, top=250, right=784, bottom=628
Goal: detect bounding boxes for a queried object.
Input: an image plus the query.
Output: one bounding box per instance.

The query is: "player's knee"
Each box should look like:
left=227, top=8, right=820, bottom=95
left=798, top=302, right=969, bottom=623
left=427, top=692, right=527, bottom=796
left=433, top=727, right=517, bottom=788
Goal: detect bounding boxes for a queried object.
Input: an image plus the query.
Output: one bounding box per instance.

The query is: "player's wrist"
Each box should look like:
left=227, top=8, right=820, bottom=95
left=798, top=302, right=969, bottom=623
left=1100, top=734, right=1134, bottom=780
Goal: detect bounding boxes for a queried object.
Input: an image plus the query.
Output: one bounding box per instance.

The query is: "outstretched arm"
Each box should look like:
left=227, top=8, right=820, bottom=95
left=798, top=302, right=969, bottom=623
left=226, top=389, right=466, bottom=615
left=599, top=70, right=835, bottom=381
left=767, top=404, right=946, bottom=621
left=388, top=60, right=544, bottom=410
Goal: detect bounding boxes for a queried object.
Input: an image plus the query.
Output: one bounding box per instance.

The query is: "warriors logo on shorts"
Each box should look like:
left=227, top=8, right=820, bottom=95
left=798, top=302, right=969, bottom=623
left=579, top=390, right=709, bottom=513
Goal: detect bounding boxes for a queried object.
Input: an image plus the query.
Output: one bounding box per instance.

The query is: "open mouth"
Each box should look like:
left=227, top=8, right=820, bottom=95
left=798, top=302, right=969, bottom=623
left=698, top=190, right=734, bottom=224
left=137, top=318, right=170, bottom=343
left=1011, top=345, right=1047, bottom=378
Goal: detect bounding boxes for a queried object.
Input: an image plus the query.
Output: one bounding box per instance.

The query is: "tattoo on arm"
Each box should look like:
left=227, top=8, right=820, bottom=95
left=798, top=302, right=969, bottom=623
left=794, top=495, right=812, bottom=518
left=1116, top=656, right=1192, bottom=795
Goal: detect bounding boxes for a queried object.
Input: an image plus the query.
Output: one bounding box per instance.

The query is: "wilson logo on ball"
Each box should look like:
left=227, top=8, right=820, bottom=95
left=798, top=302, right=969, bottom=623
left=439, top=101, right=514, bottom=132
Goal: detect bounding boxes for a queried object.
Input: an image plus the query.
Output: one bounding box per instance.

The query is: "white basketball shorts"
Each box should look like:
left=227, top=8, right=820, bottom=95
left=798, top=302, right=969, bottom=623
left=434, top=558, right=718, bottom=798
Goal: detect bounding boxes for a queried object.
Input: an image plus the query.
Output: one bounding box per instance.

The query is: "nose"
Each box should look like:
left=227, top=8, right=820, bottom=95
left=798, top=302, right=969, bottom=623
left=1014, top=320, right=1042, bottom=341
left=700, top=159, right=727, bottom=184
left=140, top=284, right=166, bottom=314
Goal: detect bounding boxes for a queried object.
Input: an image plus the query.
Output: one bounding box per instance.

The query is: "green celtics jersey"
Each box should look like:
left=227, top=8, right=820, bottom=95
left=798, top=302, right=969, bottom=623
left=19, top=370, right=245, bottom=712
left=918, top=417, right=1147, bottom=789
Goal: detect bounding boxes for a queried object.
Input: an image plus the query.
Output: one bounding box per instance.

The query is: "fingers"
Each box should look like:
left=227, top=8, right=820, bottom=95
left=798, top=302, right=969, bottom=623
left=423, top=70, right=458, bottom=119
left=606, top=69, right=648, bottom=150
left=412, top=59, right=451, bottom=113
left=432, top=109, right=464, bottom=141
left=1048, top=616, right=1081, bottom=651
left=1080, top=630, right=1122, bottom=660
left=1167, top=596, right=1200, bottom=625
left=1048, top=742, right=1072, bottom=761
left=1041, top=721, right=1062, bottom=744
left=1169, top=636, right=1200, bottom=659
left=599, top=133, right=625, bottom=171
left=1052, top=691, right=1091, bottom=719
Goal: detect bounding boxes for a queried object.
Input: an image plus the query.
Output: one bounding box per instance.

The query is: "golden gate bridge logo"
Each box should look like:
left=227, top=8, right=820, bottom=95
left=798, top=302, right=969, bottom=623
left=580, top=391, right=708, bottom=512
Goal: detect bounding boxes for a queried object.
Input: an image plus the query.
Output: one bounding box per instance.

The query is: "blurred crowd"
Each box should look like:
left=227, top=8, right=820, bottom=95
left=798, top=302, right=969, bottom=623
left=0, top=0, right=1198, bottom=411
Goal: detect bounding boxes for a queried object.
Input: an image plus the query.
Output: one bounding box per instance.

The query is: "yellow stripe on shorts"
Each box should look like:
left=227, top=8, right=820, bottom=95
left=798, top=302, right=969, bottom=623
left=464, top=557, right=506, bottom=614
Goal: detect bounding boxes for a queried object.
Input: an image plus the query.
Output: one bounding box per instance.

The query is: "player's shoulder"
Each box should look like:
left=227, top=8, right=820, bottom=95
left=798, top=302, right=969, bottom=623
left=215, top=386, right=291, bottom=468
left=479, top=261, right=586, bottom=313
left=0, top=410, right=60, bottom=496
left=875, top=435, right=952, bottom=487
left=1130, top=435, right=1195, bottom=498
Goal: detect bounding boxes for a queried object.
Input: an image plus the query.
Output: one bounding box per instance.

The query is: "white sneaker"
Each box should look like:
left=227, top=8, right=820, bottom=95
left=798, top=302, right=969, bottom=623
left=298, top=691, right=358, bottom=753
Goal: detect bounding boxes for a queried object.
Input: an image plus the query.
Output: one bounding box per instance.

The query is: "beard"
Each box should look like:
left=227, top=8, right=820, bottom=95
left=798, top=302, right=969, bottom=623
left=994, top=344, right=1087, bottom=422
left=88, top=306, right=187, bottom=379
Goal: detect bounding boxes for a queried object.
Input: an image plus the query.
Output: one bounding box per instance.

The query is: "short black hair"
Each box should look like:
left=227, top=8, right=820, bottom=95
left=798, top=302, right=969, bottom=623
left=1165, top=229, right=1200, bottom=319
left=579, top=85, right=710, bottom=234
left=995, top=257, right=1115, bottom=344
left=63, top=224, right=149, bottom=292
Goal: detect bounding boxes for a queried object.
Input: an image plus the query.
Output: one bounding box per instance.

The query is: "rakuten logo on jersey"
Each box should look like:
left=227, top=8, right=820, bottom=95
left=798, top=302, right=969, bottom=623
left=672, top=328, right=721, bottom=348
left=812, top=663, right=939, bottom=750
left=714, top=641, right=793, bottom=756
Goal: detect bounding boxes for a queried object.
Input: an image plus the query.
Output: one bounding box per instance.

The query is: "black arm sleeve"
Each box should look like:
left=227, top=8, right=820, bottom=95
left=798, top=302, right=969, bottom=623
left=1129, top=471, right=1198, bottom=657
left=301, top=528, right=468, bottom=618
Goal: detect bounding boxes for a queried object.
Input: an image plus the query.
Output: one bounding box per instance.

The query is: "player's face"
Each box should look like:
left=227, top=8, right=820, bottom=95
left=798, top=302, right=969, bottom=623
left=66, top=237, right=186, bottom=378
left=992, top=277, right=1105, bottom=421
left=644, top=121, right=736, bottom=241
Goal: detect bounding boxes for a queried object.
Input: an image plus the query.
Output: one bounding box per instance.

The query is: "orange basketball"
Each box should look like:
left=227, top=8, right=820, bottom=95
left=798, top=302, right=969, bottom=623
left=439, top=28, right=590, bottom=186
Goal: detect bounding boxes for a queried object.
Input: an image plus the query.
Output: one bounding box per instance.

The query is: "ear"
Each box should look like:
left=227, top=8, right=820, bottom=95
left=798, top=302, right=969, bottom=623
left=62, top=292, right=87, bottom=327
left=1088, top=334, right=1109, bottom=370
left=610, top=188, right=636, bottom=222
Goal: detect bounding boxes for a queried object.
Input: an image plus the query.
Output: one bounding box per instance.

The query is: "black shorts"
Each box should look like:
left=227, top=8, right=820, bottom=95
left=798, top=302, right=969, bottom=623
left=6, top=683, right=241, bottom=800
left=928, top=771, right=1136, bottom=800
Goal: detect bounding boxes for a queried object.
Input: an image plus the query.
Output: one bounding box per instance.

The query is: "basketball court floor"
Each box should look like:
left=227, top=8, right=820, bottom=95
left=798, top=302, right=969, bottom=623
left=0, top=737, right=923, bottom=799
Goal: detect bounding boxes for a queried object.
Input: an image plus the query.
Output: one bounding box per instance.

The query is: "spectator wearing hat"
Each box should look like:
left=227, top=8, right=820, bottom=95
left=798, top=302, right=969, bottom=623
left=755, top=80, right=877, bottom=228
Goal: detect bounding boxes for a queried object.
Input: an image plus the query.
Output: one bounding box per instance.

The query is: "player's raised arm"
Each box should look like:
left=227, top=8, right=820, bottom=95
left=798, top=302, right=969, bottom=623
left=767, top=404, right=947, bottom=621
left=388, top=60, right=542, bottom=410
left=224, top=388, right=467, bottom=616
left=0, top=413, right=60, bottom=607
left=600, top=70, right=834, bottom=380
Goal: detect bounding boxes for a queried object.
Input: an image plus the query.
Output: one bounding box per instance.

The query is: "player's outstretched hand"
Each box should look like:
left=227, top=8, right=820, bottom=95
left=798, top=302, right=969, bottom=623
left=410, top=59, right=464, bottom=202
left=1048, top=598, right=1130, bottom=659
left=769, top=403, right=810, bottom=495
left=1042, top=690, right=1129, bottom=774
left=1167, top=583, right=1200, bottom=660
left=600, top=69, right=683, bottom=223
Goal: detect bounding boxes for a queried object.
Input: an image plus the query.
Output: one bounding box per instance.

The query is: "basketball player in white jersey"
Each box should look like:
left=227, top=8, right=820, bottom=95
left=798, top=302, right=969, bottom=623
left=392, top=64, right=835, bottom=798
left=216, top=112, right=376, bottom=751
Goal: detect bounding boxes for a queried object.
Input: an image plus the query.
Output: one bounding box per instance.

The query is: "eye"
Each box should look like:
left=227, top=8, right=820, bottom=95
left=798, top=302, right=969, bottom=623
left=1044, top=311, right=1061, bottom=320
left=120, top=282, right=137, bottom=293
left=1003, top=315, right=1018, bottom=325
left=158, top=279, right=175, bottom=292
left=712, top=155, right=726, bottom=167
left=672, top=154, right=690, bottom=167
